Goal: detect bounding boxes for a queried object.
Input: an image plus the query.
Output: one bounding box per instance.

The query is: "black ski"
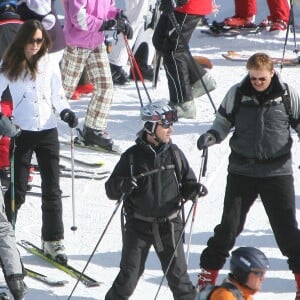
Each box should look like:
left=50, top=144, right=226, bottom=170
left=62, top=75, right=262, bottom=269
left=201, top=21, right=264, bottom=37
left=18, top=240, right=101, bottom=287
left=25, top=267, right=68, bottom=286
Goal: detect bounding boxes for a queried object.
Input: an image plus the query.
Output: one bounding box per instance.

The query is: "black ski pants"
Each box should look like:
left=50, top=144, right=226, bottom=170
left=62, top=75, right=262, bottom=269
left=153, top=12, right=206, bottom=104
left=200, top=173, right=300, bottom=273
left=5, top=128, right=64, bottom=241
left=105, top=216, right=196, bottom=300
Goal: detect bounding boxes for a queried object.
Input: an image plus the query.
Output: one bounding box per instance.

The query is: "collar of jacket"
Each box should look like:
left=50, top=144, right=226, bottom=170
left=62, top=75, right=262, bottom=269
left=135, top=130, right=171, bottom=154
left=238, top=72, right=286, bottom=102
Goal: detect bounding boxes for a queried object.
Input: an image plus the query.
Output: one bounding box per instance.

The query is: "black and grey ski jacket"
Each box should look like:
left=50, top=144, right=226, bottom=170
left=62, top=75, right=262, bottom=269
left=209, top=72, right=300, bottom=177
left=105, top=132, right=197, bottom=218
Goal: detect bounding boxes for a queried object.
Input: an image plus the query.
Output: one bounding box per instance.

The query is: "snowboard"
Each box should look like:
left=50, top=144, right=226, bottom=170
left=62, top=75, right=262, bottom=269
left=222, top=51, right=300, bottom=66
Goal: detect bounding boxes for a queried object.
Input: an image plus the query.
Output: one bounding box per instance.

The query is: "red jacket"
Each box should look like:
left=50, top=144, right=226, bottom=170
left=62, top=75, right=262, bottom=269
left=176, top=0, right=213, bottom=15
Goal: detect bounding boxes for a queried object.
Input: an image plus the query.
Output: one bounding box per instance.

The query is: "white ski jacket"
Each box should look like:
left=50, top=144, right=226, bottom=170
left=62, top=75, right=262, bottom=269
left=0, top=54, right=70, bottom=131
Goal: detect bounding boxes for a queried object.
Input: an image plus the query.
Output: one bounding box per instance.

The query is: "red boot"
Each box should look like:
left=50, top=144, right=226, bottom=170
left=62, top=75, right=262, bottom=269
left=197, top=268, right=219, bottom=291
left=76, top=83, right=94, bottom=94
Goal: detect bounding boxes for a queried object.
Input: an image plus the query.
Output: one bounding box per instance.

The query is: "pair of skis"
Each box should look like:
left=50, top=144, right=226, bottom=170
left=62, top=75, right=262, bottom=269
left=18, top=240, right=100, bottom=287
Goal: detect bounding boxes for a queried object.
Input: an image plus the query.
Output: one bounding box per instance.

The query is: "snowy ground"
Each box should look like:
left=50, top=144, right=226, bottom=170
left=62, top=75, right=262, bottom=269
left=3, top=0, right=300, bottom=299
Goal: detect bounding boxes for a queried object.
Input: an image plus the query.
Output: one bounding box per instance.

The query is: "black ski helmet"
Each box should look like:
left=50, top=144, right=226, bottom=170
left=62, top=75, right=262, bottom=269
left=230, top=247, right=269, bottom=284
left=140, top=101, right=178, bottom=135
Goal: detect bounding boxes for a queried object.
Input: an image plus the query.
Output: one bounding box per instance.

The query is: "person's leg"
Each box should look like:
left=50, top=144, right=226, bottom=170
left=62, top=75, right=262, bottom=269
left=60, top=46, right=89, bottom=99
left=4, top=131, right=33, bottom=223
left=266, top=0, right=290, bottom=31
left=234, top=0, right=257, bottom=17
left=199, top=174, right=258, bottom=288
left=35, top=129, right=63, bottom=241
left=105, top=219, right=151, bottom=300
left=224, top=0, right=256, bottom=26
left=157, top=218, right=195, bottom=300
left=260, top=176, right=300, bottom=270
left=35, top=128, right=66, bottom=263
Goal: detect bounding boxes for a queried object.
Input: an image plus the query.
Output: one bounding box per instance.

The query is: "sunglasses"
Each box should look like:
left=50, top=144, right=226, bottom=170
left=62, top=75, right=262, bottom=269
left=28, top=38, right=44, bottom=45
left=251, top=270, right=266, bottom=277
left=158, top=122, right=173, bottom=129
left=249, top=76, right=268, bottom=82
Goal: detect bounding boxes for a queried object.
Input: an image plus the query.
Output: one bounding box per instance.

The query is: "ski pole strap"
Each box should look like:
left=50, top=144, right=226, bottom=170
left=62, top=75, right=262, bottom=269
left=134, top=164, right=175, bottom=179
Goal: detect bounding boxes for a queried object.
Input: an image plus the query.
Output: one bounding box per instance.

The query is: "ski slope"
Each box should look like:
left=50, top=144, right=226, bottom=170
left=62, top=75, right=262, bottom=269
left=4, top=0, right=300, bottom=299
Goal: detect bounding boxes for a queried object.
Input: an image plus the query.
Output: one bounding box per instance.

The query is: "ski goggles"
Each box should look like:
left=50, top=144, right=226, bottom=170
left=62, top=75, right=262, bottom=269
left=151, top=109, right=178, bottom=123
left=158, top=121, right=173, bottom=129
left=251, top=270, right=266, bottom=277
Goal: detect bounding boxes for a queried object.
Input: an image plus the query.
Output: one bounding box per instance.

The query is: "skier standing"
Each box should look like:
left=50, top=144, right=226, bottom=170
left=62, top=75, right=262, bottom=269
left=0, top=115, right=27, bottom=300
left=105, top=101, right=206, bottom=299
left=196, top=52, right=300, bottom=300
left=152, top=0, right=214, bottom=119
left=0, top=19, right=78, bottom=264
left=60, top=0, right=133, bottom=151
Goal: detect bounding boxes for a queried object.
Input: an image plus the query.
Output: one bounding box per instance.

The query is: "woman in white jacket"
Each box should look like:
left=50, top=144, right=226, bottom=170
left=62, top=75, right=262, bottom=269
left=0, top=19, right=78, bottom=264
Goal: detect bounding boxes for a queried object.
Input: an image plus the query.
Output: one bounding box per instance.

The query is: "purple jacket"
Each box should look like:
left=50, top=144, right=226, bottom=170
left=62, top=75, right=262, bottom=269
left=63, top=0, right=120, bottom=49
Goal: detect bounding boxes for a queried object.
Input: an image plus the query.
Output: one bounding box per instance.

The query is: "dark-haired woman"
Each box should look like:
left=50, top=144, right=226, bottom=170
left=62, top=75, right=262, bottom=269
left=0, top=19, right=78, bottom=264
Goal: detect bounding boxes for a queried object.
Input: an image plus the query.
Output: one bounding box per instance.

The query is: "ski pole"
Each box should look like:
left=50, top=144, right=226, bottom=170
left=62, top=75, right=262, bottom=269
left=68, top=193, right=125, bottom=300
left=185, top=147, right=208, bottom=264
left=153, top=202, right=195, bottom=300
left=123, top=33, right=152, bottom=105
left=167, top=11, right=217, bottom=113
left=70, top=128, right=77, bottom=231
left=10, top=138, right=16, bottom=229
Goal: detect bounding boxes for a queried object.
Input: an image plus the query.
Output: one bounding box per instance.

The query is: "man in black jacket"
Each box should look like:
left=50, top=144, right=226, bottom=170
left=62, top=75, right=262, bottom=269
left=196, top=52, right=300, bottom=299
left=105, top=101, right=207, bottom=300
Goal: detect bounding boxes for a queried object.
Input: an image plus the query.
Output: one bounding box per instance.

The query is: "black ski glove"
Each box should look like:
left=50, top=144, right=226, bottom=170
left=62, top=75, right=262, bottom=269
left=115, top=12, right=133, bottom=39
left=120, top=177, right=137, bottom=194
left=0, top=113, right=21, bottom=138
left=181, top=182, right=208, bottom=201
left=99, top=19, right=117, bottom=31
left=100, top=13, right=133, bottom=39
left=197, top=132, right=216, bottom=150
left=60, top=109, right=78, bottom=128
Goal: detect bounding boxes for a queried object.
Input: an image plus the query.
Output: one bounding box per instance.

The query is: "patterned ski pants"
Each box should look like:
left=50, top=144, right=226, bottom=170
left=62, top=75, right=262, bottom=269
left=61, top=45, right=113, bottom=130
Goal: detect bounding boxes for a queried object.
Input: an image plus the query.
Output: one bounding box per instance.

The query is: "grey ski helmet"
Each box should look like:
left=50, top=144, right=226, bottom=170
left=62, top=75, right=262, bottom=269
left=230, top=247, right=269, bottom=284
left=140, top=101, right=177, bottom=135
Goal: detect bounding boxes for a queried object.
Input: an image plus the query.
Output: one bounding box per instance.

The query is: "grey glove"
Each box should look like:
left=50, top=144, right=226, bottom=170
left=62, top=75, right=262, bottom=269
left=197, top=132, right=216, bottom=150
left=0, top=114, right=20, bottom=138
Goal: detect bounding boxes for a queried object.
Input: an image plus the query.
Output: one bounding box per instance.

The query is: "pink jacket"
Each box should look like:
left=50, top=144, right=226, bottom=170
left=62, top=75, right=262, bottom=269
left=63, top=0, right=120, bottom=49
